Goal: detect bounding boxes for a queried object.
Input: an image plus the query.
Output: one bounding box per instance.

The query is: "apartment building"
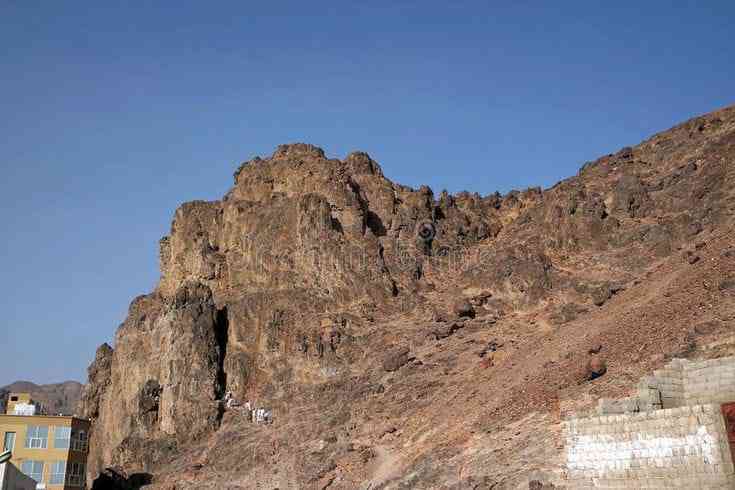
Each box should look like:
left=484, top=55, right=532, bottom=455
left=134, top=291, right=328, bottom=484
left=0, top=393, right=90, bottom=489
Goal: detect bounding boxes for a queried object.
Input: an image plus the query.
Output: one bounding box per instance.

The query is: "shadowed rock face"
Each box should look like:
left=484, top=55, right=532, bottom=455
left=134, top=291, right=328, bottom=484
left=80, top=282, right=226, bottom=478
left=80, top=105, right=735, bottom=488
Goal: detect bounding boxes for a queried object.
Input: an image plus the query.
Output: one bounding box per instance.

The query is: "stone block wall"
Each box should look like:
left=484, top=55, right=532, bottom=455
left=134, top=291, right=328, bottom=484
left=598, top=356, right=735, bottom=415
left=645, top=358, right=686, bottom=409
left=683, top=357, right=735, bottom=406
left=564, top=404, right=735, bottom=489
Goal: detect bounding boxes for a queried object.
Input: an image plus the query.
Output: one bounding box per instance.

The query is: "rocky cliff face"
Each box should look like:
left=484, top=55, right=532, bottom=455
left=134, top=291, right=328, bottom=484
left=80, top=106, right=735, bottom=488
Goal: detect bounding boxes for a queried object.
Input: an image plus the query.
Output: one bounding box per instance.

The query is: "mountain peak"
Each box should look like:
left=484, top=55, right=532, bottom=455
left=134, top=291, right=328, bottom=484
left=79, top=104, right=735, bottom=488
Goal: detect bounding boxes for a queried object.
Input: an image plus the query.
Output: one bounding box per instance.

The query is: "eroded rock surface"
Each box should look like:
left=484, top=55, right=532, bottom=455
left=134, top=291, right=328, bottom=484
left=80, top=105, right=735, bottom=488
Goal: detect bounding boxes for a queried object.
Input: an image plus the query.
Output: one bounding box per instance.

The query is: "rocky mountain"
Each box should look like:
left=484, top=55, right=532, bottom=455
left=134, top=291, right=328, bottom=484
left=0, top=381, right=83, bottom=416
left=79, top=105, right=735, bottom=489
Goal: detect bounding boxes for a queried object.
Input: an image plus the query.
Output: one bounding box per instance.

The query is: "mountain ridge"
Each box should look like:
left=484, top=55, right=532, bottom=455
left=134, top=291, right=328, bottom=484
left=78, top=104, right=735, bottom=489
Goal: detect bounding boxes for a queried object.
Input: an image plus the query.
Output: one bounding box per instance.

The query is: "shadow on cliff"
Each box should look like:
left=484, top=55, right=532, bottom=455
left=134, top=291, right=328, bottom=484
left=91, top=468, right=153, bottom=490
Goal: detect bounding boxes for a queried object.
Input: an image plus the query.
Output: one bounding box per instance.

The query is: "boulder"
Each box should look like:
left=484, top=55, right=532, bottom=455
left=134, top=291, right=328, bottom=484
left=428, top=322, right=465, bottom=340
left=454, top=300, right=476, bottom=319
left=586, top=356, right=607, bottom=380
left=686, top=222, right=703, bottom=236
left=382, top=347, right=412, bottom=372
left=591, top=285, right=612, bottom=307
left=588, top=344, right=603, bottom=355
left=692, top=320, right=722, bottom=336
left=550, top=303, right=588, bottom=325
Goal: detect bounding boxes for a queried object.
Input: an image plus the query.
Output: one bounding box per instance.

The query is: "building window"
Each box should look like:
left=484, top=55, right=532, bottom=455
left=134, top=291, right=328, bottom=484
left=71, top=429, right=88, bottom=452
left=49, top=460, right=67, bottom=485
left=25, top=425, right=48, bottom=449
left=66, top=462, right=85, bottom=487
left=20, top=460, right=44, bottom=483
left=10, top=396, right=18, bottom=401
left=54, top=426, right=71, bottom=449
left=3, top=432, right=15, bottom=451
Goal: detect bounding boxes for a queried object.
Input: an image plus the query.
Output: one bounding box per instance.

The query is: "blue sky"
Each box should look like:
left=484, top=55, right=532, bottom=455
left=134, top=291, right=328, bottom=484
left=1, top=1, right=733, bottom=386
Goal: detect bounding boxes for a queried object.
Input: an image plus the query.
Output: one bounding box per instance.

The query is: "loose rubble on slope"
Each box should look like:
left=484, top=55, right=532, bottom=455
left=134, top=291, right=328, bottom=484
left=78, top=105, right=735, bottom=489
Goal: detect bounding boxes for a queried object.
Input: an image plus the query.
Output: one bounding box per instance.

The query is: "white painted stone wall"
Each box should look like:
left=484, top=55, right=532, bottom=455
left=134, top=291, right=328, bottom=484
left=565, top=357, right=735, bottom=488
left=564, top=403, right=735, bottom=488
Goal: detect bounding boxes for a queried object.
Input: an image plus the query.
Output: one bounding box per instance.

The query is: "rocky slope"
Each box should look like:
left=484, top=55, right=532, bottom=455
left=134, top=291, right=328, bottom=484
left=0, top=381, right=82, bottom=416
left=80, top=105, right=735, bottom=489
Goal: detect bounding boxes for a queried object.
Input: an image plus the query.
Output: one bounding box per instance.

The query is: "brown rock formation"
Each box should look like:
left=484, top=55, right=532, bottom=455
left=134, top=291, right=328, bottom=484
left=80, top=105, right=735, bottom=488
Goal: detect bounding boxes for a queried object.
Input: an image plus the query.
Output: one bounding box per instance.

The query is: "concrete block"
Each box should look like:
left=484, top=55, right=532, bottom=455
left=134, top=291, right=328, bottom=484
left=564, top=359, right=735, bottom=488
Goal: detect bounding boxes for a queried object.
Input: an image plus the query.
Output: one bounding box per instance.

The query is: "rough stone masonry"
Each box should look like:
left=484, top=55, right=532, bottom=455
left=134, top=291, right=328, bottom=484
left=564, top=356, right=735, bottom=489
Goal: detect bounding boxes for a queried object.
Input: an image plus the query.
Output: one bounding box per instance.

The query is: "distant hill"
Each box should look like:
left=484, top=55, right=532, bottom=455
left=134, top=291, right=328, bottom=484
left=0, top=380, right=83, bottom=416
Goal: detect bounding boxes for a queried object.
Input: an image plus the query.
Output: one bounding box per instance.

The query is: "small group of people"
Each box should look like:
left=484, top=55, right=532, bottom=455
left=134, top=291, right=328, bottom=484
left=250, top=407, right=273, bottom=424
left=223, top=391, right=272, bottom=424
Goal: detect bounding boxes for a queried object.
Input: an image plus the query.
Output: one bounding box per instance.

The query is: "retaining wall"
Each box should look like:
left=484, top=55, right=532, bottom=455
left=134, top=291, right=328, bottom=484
left=598, top=356, right=735, bottom=415
left=564, top=357, right=735, bottom=488
left=564, top=404, right=735, bottom=488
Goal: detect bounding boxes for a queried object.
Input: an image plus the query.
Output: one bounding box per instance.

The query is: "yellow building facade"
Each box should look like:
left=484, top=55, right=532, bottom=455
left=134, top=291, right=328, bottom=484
left=0, top=393, right=90, bottom=489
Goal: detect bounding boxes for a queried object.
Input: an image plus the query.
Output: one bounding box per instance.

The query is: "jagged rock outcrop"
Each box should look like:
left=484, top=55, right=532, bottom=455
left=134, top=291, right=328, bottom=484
left=80, top=105, right=735, bottom=489
left=79, top=343, right=113, bottom=419
left=81, top=282, right=227, bottom=477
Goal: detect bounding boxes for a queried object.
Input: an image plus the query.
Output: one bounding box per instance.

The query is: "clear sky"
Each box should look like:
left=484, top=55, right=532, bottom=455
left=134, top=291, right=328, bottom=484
left=1, top=2, right=733, bottom=386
